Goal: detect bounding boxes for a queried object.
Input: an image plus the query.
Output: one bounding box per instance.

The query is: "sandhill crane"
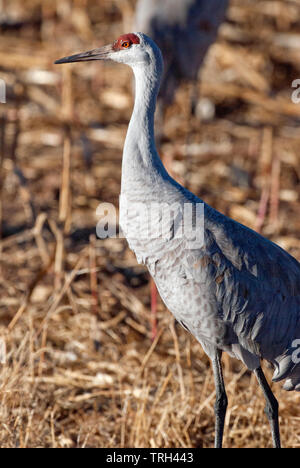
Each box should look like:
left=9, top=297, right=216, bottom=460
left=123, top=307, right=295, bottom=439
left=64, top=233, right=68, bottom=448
left=135, top=0, right=228, bottom=116
left=55, top=33, right=300, bottom=449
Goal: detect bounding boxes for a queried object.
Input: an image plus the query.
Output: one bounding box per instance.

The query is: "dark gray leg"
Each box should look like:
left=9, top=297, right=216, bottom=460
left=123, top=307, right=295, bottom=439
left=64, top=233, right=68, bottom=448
left=190, top=82, right=199, bottom=117
left=254, top=367, right=281, bottom=448
left=211, top=349, right=228, bottom=448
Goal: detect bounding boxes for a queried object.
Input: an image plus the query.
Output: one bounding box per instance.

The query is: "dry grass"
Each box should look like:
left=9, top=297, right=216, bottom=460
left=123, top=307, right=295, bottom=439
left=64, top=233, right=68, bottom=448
left=0, top=0, right=300, bottom=448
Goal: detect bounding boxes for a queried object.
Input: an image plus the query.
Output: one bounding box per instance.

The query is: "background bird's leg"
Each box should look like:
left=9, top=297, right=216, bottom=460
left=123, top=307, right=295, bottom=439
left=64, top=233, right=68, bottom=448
left=155, top=95, right=177, bottom=179
left=211, top=349, right=228, bottom=448
left=183, top=82, right=199, bottom=189
left=190, top=81, right=199, bottom=117
left=254, top=367, right=281, bottom=448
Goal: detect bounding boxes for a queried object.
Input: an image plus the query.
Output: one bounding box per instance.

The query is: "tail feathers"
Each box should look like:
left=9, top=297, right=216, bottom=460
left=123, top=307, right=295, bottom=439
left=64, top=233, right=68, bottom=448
left=271, top=348, right=300, bottom=391
left=283, top=366, right=300, bottom=392
left=272, top=347, right=299, bottom=383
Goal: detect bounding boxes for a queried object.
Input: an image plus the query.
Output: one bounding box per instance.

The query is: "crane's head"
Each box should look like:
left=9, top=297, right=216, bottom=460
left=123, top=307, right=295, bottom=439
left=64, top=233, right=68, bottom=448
left=54, top=32, right=163, bottom=74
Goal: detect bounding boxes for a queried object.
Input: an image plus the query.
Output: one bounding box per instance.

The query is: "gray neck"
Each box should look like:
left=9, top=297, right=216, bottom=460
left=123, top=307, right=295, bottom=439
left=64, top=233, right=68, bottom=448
left=121, top=61, right=166, bottom=194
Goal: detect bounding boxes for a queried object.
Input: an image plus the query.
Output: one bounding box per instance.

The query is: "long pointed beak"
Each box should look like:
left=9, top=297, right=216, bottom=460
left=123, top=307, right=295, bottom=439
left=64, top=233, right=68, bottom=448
left=54, top=44, right=113, bottom=64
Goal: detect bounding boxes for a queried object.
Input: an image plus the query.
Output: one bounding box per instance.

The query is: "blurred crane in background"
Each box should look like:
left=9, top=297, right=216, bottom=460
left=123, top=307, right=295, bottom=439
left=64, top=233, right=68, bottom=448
left=135, top=0, right=229, bottom=338
left=135, top=0, right=228, bottom=121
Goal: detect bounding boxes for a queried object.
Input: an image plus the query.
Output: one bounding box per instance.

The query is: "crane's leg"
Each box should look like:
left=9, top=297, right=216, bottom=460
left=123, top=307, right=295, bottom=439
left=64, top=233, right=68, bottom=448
left=211, top=349, right=228, bottom=448
left=150, top=278, right=158, bottom=341
left=254, top=367, right=281, bottom=448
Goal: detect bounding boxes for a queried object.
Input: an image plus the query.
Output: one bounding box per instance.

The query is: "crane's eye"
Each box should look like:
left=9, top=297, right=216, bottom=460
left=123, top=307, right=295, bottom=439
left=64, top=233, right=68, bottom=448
left=113, top=34, right=139, bottom=51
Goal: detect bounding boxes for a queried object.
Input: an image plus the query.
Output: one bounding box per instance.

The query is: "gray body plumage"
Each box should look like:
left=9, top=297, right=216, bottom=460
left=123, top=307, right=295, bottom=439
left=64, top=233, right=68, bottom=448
left=135, top=0, right=228, bottom=105
left=120, top=33, right=300, bottom=393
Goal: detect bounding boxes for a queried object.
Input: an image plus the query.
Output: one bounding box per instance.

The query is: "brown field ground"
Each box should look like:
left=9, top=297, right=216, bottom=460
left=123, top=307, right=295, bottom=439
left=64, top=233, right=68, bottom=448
left=0, top=0, right=300, bottom=448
